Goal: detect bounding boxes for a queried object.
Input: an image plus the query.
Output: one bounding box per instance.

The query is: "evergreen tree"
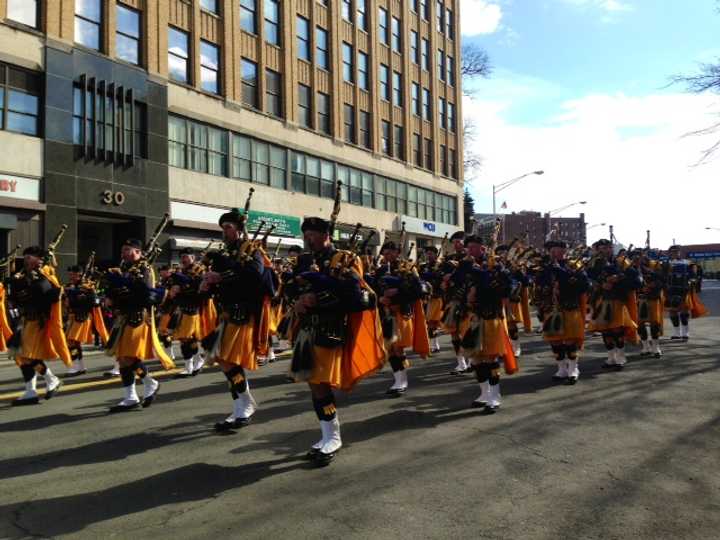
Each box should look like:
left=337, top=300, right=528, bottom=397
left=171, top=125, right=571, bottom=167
left=463, top=189, right=475, bottom=232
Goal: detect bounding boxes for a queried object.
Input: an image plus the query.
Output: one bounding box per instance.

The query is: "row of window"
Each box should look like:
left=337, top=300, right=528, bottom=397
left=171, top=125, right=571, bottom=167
left=168, top=114, right=458, bottom=225
left=0, top=62, right=41, bottom=137
left=74, top=1, right=142, bottom=66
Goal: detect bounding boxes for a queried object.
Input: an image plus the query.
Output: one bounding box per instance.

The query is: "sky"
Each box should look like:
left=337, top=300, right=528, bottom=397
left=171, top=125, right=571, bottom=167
left=461, top=0, right=720, bottom=248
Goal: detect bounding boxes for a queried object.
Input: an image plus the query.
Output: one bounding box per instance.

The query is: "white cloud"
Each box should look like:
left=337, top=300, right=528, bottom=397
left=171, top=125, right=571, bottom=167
left=560, top=0, right=633, bottom=12
left=464, top=81, right=720, bottom=248
left=461, top=0, right=503, bottom=35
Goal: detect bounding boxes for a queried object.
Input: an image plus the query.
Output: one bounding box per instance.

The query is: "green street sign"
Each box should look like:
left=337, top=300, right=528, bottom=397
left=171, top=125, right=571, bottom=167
left=247, top=210, right=301, bottom=238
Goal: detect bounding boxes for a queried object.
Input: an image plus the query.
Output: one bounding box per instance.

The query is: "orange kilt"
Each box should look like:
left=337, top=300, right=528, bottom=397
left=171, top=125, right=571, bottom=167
left=213, top=317, right=258, bottom=370
left=425, top=297, right=444, bottom=326
left=466, top=316, right=510, bottom=362
left=66, top=315, right=94, bottom=344
left=16, top=320, right=69, bottom=365
left=543, top=308, right=585, bottom=347
left=174, top=312, right=202, bottom=341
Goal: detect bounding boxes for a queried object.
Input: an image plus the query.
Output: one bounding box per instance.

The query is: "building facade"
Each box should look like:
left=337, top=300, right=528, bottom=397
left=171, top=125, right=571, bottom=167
left=0, top=0, right=464, bottom=268
left=473, top=211, right=587, bottom=250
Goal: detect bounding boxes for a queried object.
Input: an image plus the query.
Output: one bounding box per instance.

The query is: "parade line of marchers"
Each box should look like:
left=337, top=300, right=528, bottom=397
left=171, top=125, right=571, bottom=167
left=0, top=182, right=708, bottom=467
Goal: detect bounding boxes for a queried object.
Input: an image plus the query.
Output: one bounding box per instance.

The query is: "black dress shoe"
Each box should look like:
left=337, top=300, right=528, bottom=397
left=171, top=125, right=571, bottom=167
left=471, top=400, right=487, bottom=408
left=552, top=374, right=568, bottom=381
left=214, top=420, right=236, bottom=432
left=314, top=450, right=337, bottom=466
left=614, top=364, right=624, bottom=371
left=601, top=363, right=614, bottom=369
left=386, top=387, right=406, bottom=396
left=654, top=353, right=662, bottom=359
left=109, top=401, right=141, bottom=413
left=304, top=448, right=321, bottom=460
left=481, top=405, right=499, bottom=415
left=449, top=369, right=463, bottom=376
left=11, top=396, right=40, bottom=406
left=65, top=370, right=87, bottom=378
left=565, top=377, right=578, bottom=385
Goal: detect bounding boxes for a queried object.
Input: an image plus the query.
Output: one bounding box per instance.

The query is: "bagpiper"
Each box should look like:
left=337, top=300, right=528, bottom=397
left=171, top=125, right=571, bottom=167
left=168, top=248, right=216, bottom=377
left=664, top=245, right=707, bottom=341
left=418, top=244, right=444, bottom=354
left=202, top=194, right=275, bottom=432
left=284, top=183, right=385, bottom=465
left=8, top=244, right=71, bottom=405
left=156, top=264, right=178, bottom=363
left=459, top=234, right=518, bottom=413
left=444, top=230, right=469, bottom=373
left=64, top=259, right=109, bottom=377
left=587, top=239, right=641, bottom=370
left=633, top=250, right=665, bottom=358
left=537, top=240, right=590, bottom=384
left=103, top=232, right=174, bottom=412
left=373, top=240, right=430, bottom=396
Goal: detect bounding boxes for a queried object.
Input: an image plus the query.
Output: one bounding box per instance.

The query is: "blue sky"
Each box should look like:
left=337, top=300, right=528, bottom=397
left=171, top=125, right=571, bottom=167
left=461, top=0, right=720, bottom=247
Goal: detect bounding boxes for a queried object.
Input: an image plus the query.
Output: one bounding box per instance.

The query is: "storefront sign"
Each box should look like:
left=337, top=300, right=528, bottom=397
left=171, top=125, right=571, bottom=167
left=247, top=210, right=301, bottom=238
left=688, top=251, right=720, bottom=259
left=332, top=223, right=380, bottom=246
left=396, top=216, right=460, bottom=239
left=170, top=201, right=301, bottom=237
left=0, top=174, right=40, bottom=202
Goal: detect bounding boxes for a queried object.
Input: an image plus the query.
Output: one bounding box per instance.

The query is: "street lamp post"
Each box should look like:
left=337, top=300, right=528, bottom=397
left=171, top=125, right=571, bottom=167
left=492, top=170, right=544, bottom=215
left=548, top=201, right=587, bottom=216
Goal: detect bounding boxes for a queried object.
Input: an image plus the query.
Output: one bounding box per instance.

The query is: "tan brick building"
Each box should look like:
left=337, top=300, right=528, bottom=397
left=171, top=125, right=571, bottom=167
left=0, top=0, right=464, bottom=264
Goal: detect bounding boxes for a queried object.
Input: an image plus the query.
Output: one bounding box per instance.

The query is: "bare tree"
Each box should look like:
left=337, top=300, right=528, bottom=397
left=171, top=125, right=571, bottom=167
left=463, top=118, right=483, bottom=178
left=461, top=44, right=492, bottom=95
left=671, top=1, right=720, bottom=163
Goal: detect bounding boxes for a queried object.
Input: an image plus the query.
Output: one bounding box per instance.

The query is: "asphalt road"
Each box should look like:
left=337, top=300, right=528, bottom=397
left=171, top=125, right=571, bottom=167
left=1, top=284, right=719, bottom=540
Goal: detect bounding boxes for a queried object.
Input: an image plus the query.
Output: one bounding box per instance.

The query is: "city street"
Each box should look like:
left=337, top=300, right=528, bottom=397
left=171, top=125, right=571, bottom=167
left=1, top=285, right=719, bottom=539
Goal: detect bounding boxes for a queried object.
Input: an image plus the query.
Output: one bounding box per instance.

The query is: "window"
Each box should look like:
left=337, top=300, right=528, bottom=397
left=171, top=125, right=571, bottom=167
left=7, top=0, right=39, bottom=28
left=73, top=81, right=147, bottom=159
left=293, top=153, right=327, bottom=196
left=298, top=84, right=312, bottom=128
left=378, top=7, right=388, bottom=45
left=116, top=5, right=141, bottom=65
left=265, top=0, right=280, bottom=46
left=393, top=125, right=403, bottom=160
left=410, top=31, right=419, bottom=64
left=392, top=71, right=402, bottom=106
left=447, top=56, right=455, bottom=86
left=241, top=58, right=258, bottom=107
left=379, top=64, right=389, bottom=101
left=201, top=0, right=219, bottom=14
left=233, top=134, right=286, bottom=188
left=423, top=137, right=433, bottom=168
left=241, top=0, right=257, bottom=34
left=168, top=116, right=187, bottom=168
left=421, top=38, right=429, bottom=70
left=75, top=0, right=102, bottom=50
left=344, top=104, right=355, bottom=144
left=438, top=97, right=446, bottom=129
left=168, top=27, right=190, bottom=83
left=411, top=0, right=419, bottom=13
left=436, top=1, right=444, bottom=32
left=1, top=64, right=41, bottom=137
left=316, top=27, right=329, bottom=69
left=449, top=148, right=457, bottom=178
left=447, top=102, right=455, bottom=132
left=413, top=133, right=422, bottom=166
left=411, top=83, right=420, bottom=116
left=381, top=120, right=390, bottom=155
left=200, top=41, right=220, bottom=94
left=359, top=110, right=371, bottom=149
left=420, top=0, right=429, bottom=20
left=391, top=17, right=401, bottom=52
left=422, top=88, right=431, bottom=120
left=342, top=43, right=354, bottom=83
left=446, top=8, right=454, bottom=39
left=440, top=144, right=447, bottom=175
left=297, top=16, right=310, bottom=61
left=168, top=116, right=227, bottom=175
left=265, top=69, right=282, bottom=117
left=358, top=52, right=369, bottom=90
left=357, top=0, right=368, bottom=31
left=342, top=0, right=352, bottom=22
left=317, top=92, right=331, bottom=135
left=437, top=49, right=445, bottom=81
